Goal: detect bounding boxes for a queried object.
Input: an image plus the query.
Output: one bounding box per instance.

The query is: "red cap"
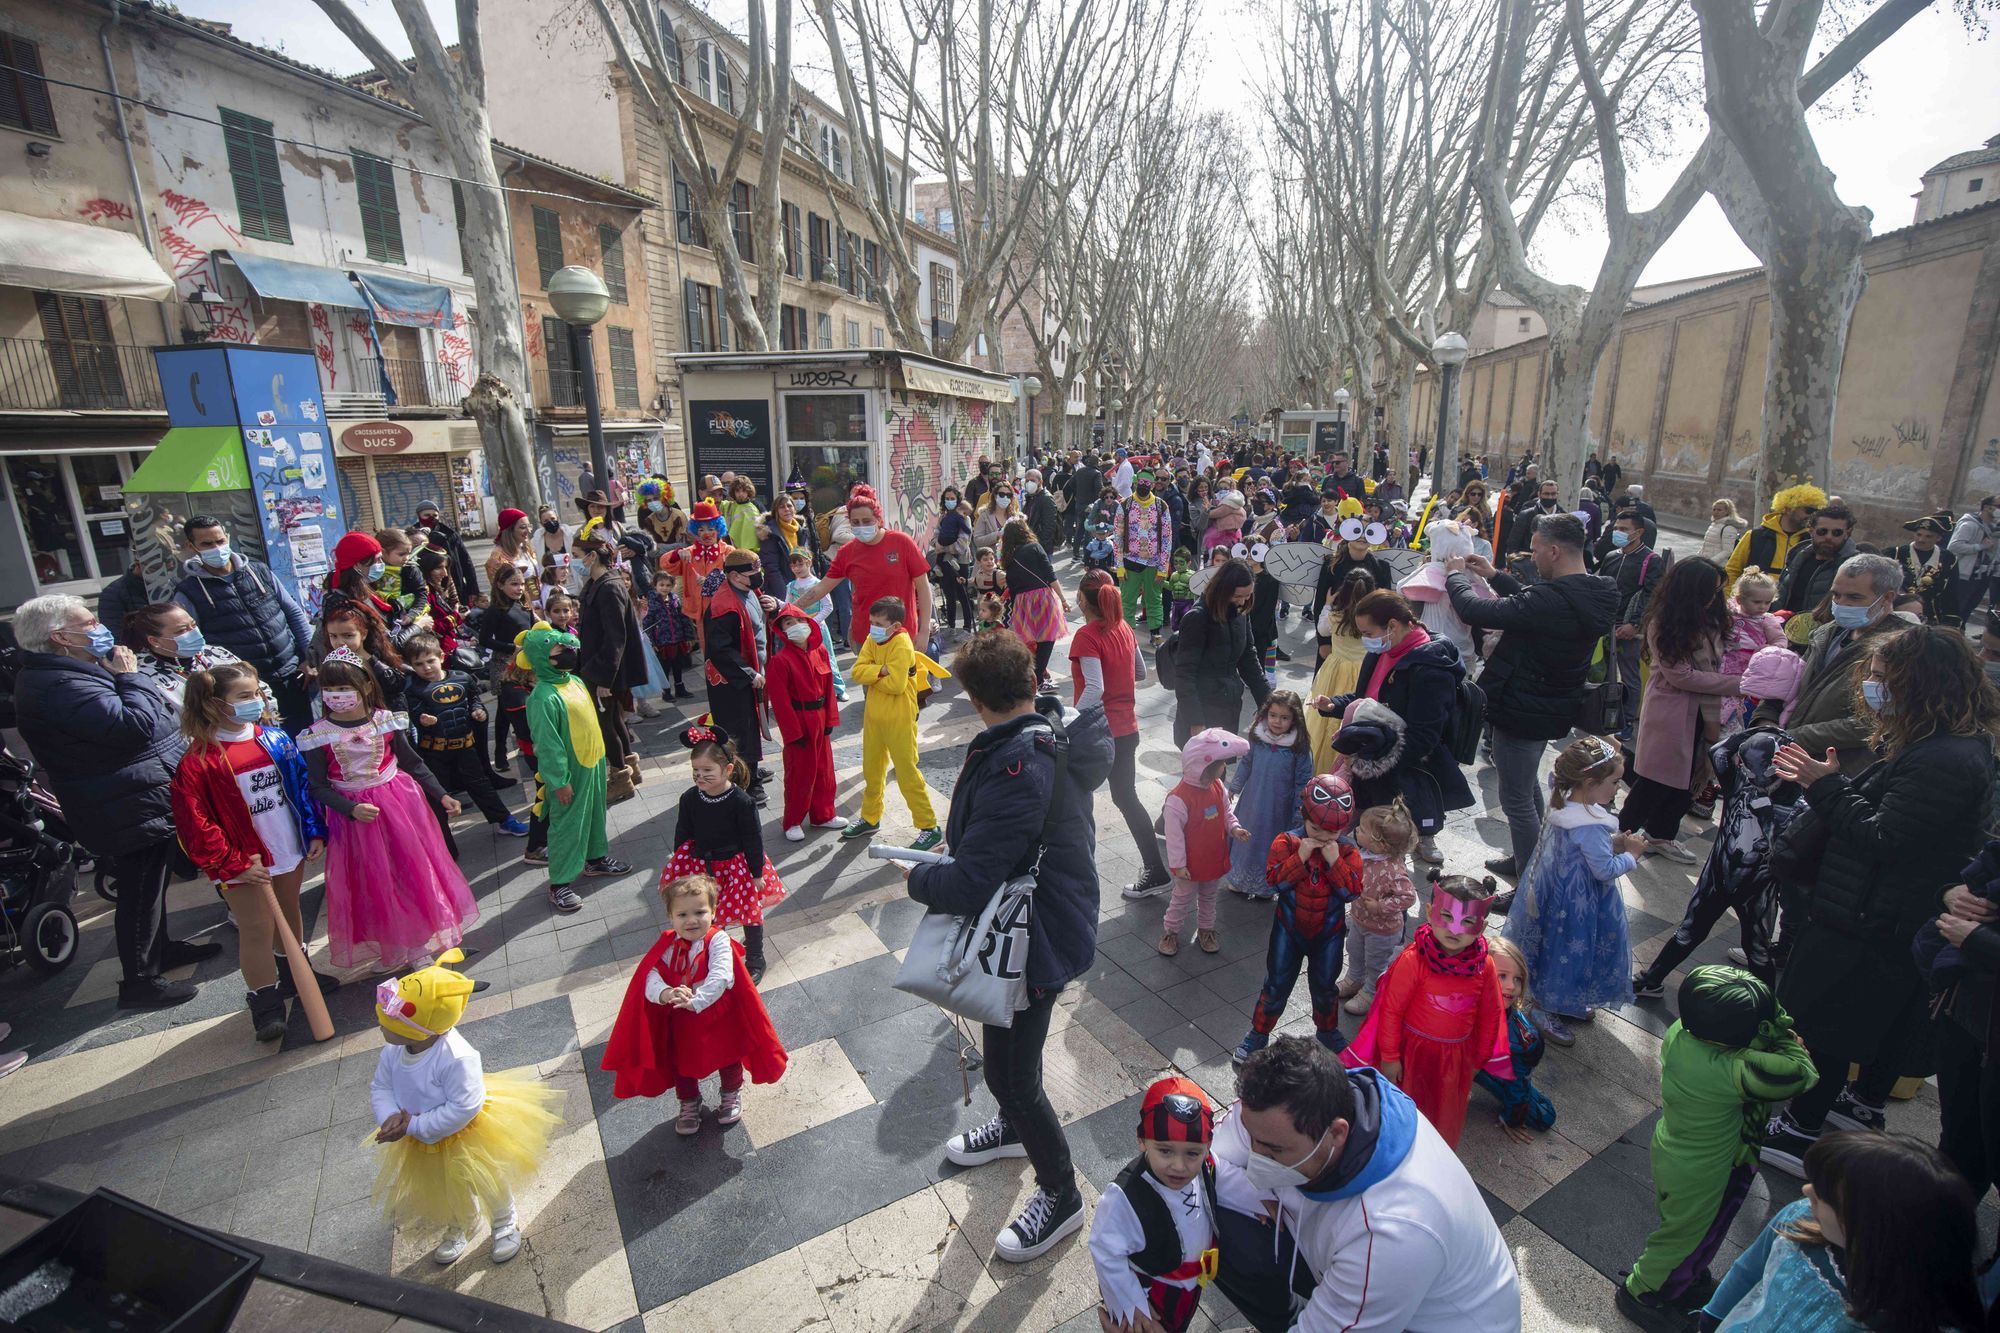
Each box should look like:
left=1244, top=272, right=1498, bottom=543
left=331, top=530, right=382, bottom=576
left=1138, top=1076, right=1215, bottom=1144
left=690, top=500, right=722, bottom=523
left=497, top=506, right=527, bottom=531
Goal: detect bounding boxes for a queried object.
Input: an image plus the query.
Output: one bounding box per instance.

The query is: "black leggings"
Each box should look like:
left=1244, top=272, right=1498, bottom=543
left=1787, top=1048, right=1897, bottom=1132
left=1107, top=731, right=1165, bottom=875
left=1620, top=774, right=1696, bottom=842
left=1637, top=875, right=1777, bottom=989
left=1936, top=1020, right=2000, bottom=1216
left=984, top=985, right=1075, bottom=1199
left=938, top=565, right=975, bottom=628
left=1034, top=641, right=1055, bottom=679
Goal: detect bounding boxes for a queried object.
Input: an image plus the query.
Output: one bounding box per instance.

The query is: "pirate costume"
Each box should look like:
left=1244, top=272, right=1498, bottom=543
left=1893, top=511, right=1960, bottom=625
left=1087, top=1078, right=1222, bottom=1333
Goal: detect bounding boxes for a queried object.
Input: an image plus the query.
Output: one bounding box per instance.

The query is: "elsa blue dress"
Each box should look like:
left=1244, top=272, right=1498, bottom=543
left=1702, top=1200, right=1866, bottom=1331
left=1505, top=801, right=1636, bottom=1018
left=1227, top=723, right=1315, bottom=896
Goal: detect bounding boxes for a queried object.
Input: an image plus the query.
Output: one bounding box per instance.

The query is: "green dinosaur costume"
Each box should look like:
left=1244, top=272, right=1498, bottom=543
left=518, top=623, right=609, bottom=886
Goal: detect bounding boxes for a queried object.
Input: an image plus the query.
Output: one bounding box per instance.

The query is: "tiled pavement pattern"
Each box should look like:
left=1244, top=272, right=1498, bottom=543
left=0, top=531, right=1990, bottom=1331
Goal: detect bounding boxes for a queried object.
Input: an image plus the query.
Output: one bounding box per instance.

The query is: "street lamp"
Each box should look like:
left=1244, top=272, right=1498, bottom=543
left=1333, top=386, right=1351, bottom=458
left=1430, top=331, right=1469, bottom=496
left=547, top=265, right=613, bottom=498
left=1021, top=374, right=1043, bottom=462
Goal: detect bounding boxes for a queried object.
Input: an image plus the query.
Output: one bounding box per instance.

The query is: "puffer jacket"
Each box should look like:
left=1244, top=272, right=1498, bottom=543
left=1325, top=636, right=1474, bottom=832
left=1448, top=569, right=1617, bottom=741
left=907, top=711, right=1098, bottom=990
left=13, top=653, right=185, bottom=858
left=173, top=556, right=311, bottom=680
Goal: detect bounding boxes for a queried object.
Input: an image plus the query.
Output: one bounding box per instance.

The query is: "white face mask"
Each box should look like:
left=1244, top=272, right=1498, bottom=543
left=1242, top=1127, right=1330, bottom=1192
left=783, top=622, right=811, bottom=644
left=852, top=524, right=880, bottom=542
left=1024, top=481, right=1040, bottom=494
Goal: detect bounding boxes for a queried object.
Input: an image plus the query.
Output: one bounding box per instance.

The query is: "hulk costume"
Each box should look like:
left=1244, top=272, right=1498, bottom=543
left=517, top=623, right=609, bottom=887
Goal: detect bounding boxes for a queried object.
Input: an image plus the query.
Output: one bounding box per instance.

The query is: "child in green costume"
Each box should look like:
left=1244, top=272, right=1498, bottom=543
left=1166, top=548, right=1195, bottom=631
left=1617, top=965, right=1818, bottom=1332
left=517, top=623, right=631, bottom=913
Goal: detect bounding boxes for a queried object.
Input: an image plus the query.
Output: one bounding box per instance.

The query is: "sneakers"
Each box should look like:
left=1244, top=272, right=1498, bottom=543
left=1824, top=1087, right=1887, bottom=1133
left=1533, top=1008, right=1576, bottom=1047
left=490, top=1219, right=522, bottom=1264
left=523, top=846, right=548, bottom=866
left=548, top=884, right=583, bottom=914
left=812, top=815, right=851, bottom=830
left=245, top=985, right=287, bottom=1042
left=1314, top=1026, right=1348, bottom=1054
left=945, top=1113, right=1028, bottom=1167
left=1631, top=973, right=1666, bottom=999
left=1614, top=1283, right=1698, bottom=1333
left=1232, top=1030, right=1270, bottom=1066
left=499, top=816, right=530, bottom=837
left=1122, top=867, right=1173, bottom=900
left=840, top=819, right=881, bottom=841
left=675, top=1098, right=703, bottom=1136
left=118, top=976, right=197, bottom=1010
left=1483, top=856, right=1519, bottom=880
left=784, top=825, right=806, bottom=843
left=911, top=827, right=945, bottom=852
left=1414, top=836, right=1443, bottom=865
left=1196, top=928, right=1220, bottom=954
left=584, top=856, right=633, bottom=877
left=717, top=1089, right=743, bottom=1126
left=1647, top=838, right=1700, bottom=865
left=1157, top=931, right=1180, bottom=957
left=433, top=1230, right=470, bottom=1265
left=993, top=1186, right=1085, bottom=1263
left=1337, top=977, right=1364, bottom=1000
left=1757, top=1113, right=1818, bottom=1177
left=1487, top=889, right=1516, bottom=918
left=1725, top=946, right=1750, bottom=968
left=1343, top=991, right=1372, bottom=1016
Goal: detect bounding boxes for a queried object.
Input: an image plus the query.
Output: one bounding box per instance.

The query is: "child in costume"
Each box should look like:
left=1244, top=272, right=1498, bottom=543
left=642, top=568, right=697, bottom=701
left=170, top=660, right=332, bottom=1042
left=1082, top=507, right=1121, bottom=577
left=766, top=606, right=848, bottom=843
left=1087, top=1077, right=1220, bottom=1333
left=1618, top=966, right=1817, bottom=1328
left=369, top=949, right=562, bottom=1265
left=840, top=596, right=949, bottom=849
left=517, top=622, right=630, bottom=916
left=1160, top=728, right=1251, bottom=957
left=1473, top=937, right=1556, bottom=1139
left=1341, top=873, right=1511, bottom=1147
left=1338, top=798, right=1418, bottom=1017
left=660, top=500, right=733, bottom=650
left=971, top=545, right=1007, bottom=600
left=1303, top=569, right=1378, bottom=771
left=663, top=725, right=784, bottom=980
left=1505, top=734, right=1646, bottom=1047
left=973, top=591, right=1007, bottom=634
left=600, top=874, right=789, bottom=1136
left=1231, top=771, right=1365, bottom=1065
left=1164, top=548, right=1195, bottom=631
left=702, top=549, right=772, bottom=806
left=1719, top=569, right=1785, bottom=734
left=1201, top=490, right=1246, bottom=555
left=301, top=650, right=475, bottom=972
left=404, top=632, right=529, bottom=838
left=1396, top=518, right=1488, bottom=661
left=1633, top=726, right=1801, bottom=995
left=1226, top=693, right=1313, bottom=901
left=784, top=549, right=846, bottom=702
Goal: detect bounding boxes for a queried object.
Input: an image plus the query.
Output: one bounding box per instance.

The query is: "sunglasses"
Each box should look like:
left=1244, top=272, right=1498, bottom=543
left=1811, top=526, right=1847, bottom=537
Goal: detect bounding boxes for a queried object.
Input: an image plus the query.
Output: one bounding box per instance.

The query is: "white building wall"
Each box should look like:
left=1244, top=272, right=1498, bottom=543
left=476, top=0, right=629, bottom=186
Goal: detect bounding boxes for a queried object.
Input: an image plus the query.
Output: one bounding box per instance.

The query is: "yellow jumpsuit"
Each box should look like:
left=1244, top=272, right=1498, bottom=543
left=850, top=630, right=949, bottom=829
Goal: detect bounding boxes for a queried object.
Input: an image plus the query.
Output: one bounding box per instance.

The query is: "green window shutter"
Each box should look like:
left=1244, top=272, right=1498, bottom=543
left=221, top=107, right=291, bottom=244
left=599, top=224, right=628, bottom=304
left=683, top=279, right=704, bottom=354
left=533, top=206, right=564, bottom=286
left=451, top=182, right=470, bottom=273
left=607, top=327, right=640, bottom=409
left=352, top=152, right=405, bottom=264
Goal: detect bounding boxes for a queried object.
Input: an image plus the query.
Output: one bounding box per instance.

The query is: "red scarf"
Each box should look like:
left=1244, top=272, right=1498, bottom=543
left=1364, top=622, right=1430, bottom=700
left=1414, top=923, right=1488, bottom=976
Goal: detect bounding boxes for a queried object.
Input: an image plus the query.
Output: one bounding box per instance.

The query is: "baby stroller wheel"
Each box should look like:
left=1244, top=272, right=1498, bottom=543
left=92, top=862, right=115, bottom=903
left=22, top=901, right=78, bottom=973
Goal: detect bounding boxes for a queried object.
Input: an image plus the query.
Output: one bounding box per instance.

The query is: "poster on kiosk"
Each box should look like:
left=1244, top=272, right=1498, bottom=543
left=124, top=345, right=346, bottom=615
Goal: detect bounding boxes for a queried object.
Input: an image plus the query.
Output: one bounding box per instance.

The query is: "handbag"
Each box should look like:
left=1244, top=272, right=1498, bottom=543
left=894, top=719, right=1070, bottom=1027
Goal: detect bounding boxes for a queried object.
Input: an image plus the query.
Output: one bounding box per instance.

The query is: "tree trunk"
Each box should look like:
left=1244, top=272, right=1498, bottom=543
left=465, top=375, right=538, bottom=508
left=1379, top=346, right=1413, bottom=488
left=1759, top=232, right=1867, bottom=497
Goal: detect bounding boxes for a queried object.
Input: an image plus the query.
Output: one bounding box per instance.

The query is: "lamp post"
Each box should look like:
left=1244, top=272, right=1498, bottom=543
left=547, top=265, right=613, bottom=497
left=1332, top=385, right=1351, bottom=459
left=1021, top=374, right=1043, bottom=464
left=1429, top=331, right=1469, bottom=497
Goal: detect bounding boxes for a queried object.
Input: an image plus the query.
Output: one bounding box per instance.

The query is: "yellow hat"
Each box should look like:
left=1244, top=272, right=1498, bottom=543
left=376, top=948, right=475, bottom=1041
left=1769, top=482, right=1826, bottom=516
left=1336, top=497, right=1364, bottom=519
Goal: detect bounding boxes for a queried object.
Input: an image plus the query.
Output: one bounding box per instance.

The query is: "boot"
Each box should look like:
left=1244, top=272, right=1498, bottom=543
left=607, top=768, right=636, bottom=805
left=273, top=953, right=342, bottom=999
left=743, top=924, right=767, bottom=984
left=625, top=754, right=643, bottom=785
left=246, top=985, right=287, bottom=1042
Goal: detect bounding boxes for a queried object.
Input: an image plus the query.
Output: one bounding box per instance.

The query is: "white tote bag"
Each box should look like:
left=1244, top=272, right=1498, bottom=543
left=894, top=873, right=1034, bottom=1028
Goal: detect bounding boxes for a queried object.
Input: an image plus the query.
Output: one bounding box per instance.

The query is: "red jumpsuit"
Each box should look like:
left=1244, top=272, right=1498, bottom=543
left=765, top=612, right=840, bottom=830
left=1342, top=929, right=1510, bottom=1147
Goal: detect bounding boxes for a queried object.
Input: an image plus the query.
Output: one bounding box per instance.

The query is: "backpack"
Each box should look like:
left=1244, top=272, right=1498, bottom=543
left=1051, top=700, right=1114, bottom=792
left=1447, top=675, right=1486, bottom=767
left=1154, top=629, right=1183, bottom=692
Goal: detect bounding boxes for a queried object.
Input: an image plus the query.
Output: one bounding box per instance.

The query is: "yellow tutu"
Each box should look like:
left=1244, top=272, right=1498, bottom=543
left=368, top=1069, right=564, bottom=1231
left=1306, top=634, right=1368, bottom=771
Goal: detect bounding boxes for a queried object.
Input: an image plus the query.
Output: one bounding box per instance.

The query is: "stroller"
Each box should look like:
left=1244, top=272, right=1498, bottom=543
left=0, top=747, right=80, bottom=975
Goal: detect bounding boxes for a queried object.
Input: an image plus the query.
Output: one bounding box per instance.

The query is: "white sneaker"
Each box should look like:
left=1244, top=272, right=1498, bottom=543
left=812, top=815, right=851, bottom=830
left=1647, top=839, right=1700, bottom=865
left=784, top=825, right=805, bottom=842
left=490, top=1222, right=522, bottom=1263
left=433, top=1230, right=470, bottom=1265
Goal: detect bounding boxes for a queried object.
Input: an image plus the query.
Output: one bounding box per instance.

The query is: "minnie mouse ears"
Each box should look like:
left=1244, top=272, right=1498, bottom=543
left=679, top=721, right=733, bottom=749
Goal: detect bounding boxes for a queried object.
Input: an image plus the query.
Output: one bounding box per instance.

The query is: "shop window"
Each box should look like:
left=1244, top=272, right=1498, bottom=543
left=784, top=392, right=869, bottom=520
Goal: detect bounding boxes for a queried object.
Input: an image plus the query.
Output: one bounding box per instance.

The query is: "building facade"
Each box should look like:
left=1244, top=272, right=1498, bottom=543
left=1914, top=133, right=2000, bottom=224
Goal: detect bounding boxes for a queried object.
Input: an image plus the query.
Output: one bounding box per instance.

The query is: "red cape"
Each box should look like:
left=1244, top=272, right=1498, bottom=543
left=600, top=928, right=789, bottom=1098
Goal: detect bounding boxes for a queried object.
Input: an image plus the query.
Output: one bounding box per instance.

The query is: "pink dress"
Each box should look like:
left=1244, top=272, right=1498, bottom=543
left=301, top=711, right=476, bottom=970
left=1718, top=608, right=1783, bottom=733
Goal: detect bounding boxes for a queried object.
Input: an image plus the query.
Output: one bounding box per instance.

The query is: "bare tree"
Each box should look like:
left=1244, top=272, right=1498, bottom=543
left=311, top=0, right=538, bottom=507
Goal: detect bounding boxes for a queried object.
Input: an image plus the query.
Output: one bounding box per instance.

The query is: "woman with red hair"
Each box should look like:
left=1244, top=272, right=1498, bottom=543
left=792, top=484, right=933, bottom=647
left=1070, top=568, right=1168, bottom=897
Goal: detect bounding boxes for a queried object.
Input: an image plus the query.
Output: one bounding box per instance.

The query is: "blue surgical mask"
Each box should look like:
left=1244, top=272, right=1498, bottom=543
left=1861, top=679, right=1890, bottom=712
left=868, top=624, right=891, bottom=643
left=83, top=624, right=117, bottom=657
left=231, top=699, right=267, bottom=723
left=173, top=627, right=206, bottom=657
left=1829, top=599, right=1878, bottom=631
left=943, top=498, right=958, bottom=510
left=367, top=560, right=386, bottom=582
left=649, top=500, right=664, bottom=513
left=1360, top=635, right=1389, bottom=654
left=1609, top=530, right=1631, bottom=548
left=197, top=544, right=231, bottom=569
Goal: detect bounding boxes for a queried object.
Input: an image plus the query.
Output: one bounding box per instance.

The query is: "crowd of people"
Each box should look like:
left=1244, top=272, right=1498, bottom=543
left=4, top=434, right=2000, bottom=1333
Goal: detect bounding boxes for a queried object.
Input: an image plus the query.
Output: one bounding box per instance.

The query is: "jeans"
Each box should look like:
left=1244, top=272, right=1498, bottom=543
left=830, top=580, right=854, bottom=645
left=1488, top=728, right=1549, bottom=869
left=1614, top=636, right=1643, bottom=735
left=107, top=836, right=174, bottom=983
left=983, top=985, right=1075, bottom=1199
left=1107, top=731, right=1165, bottom=875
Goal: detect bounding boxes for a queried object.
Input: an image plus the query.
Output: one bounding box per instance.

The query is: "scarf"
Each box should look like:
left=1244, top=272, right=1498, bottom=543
left=1363, top=622, right=1430, bottom=700
left=1413, top=922, right=1487, bottom=977
left=1253, top=719, right=1300, bottom=748
left=775, top=511, right=801, bottom=550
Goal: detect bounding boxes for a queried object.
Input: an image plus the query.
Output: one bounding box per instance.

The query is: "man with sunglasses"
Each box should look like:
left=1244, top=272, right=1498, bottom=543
left=1776, top=504, right=1859, bottom=617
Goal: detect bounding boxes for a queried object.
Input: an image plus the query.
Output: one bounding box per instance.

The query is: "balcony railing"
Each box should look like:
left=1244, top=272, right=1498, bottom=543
left=361, top=356, right=467, bottom=410
left=0, top=337, right=165, bottom=412
left=534, top=366, right=585, bottom=410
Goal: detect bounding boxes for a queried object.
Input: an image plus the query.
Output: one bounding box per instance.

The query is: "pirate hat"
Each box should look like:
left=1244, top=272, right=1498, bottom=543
left=1902, top=511, right=1951, bottom=537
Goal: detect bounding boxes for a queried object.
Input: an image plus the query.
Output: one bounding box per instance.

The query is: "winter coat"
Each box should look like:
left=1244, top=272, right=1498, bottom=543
left=12, top=652, right=185, bottom=858
left=576, top=569, right=648, bottom=692
left=1448, top=569, right=1617, bottom=741
left=1632, top=629, right=1740, bottom=790
left=1917, top=839, right=2000, bottom=1057
left=1022, top=489, right=1063, bottom=550
left=907, top=711, right=1098, bottom=989
left=1325, top=636, right=1474, bottom=834
left=1948, top=510, right=1998, bottom=580
left=1173, top=605, right=1270, bottom=734
left=1724, top=513, right=1805, bottom=586
left=1774, top=542, right=1856, bottom=616
left=1752, top=617, right=1904, bottom=776
left=173, top=556, right=312, bottom=680
left=96, top=569, right=150, bottom=643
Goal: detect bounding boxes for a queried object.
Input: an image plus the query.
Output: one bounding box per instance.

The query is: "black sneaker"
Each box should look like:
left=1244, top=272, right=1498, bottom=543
left=583, top=856, right=633, bottom=877
left=1756, top=1114, right=1817, bottom=1177
left=1484, top=856, right=1519, bottom=880
left=1487, top=888, right=1516, bottom=918
left=746, top=955, right=767, bottom=985
left=1614, top=1283, right=1698, bottom=1333
left=1631, top=973, right=1666, bottom=999
left=1824, top=1087, right=1887, bottom=1133
left=944, top=1113, right=1028, bottom=1167
left=1122, top=866, right=1173, bottom=900
left=993, top=1186, right=1085, bottom=1263
left=118, top=975, right=197, bottom=1010
left=163, top=938, right=224, bottom=969
left=276, top=965, right=344, bottom=999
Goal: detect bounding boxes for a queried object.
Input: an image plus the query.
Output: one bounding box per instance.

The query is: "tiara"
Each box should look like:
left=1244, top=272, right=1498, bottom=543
left=322, top=645, right=366, bottom=668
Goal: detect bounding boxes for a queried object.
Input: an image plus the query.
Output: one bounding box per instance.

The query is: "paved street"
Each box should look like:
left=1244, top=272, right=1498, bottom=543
left=0, top=533, right=1984, bottom=1331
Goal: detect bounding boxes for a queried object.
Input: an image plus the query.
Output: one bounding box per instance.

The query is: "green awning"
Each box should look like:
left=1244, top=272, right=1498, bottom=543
left=124, top=427, right=248, bottom=494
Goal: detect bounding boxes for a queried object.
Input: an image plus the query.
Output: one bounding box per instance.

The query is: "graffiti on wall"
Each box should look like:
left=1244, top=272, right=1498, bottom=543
left=309, top=305, right=338, bottom=388
left=150, top=189, right=254, bottom=342
left=883, top=392, right=992, bottom=546
left=123, top=489, right=263, bottom=601
left=79, top=198, right=135, bottom=223
left=1836, top=415, right=1933, bottom=502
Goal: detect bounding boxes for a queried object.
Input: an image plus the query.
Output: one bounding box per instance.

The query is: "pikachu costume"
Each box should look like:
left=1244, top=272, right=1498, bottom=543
left=368, top=950, right=563, bottom=1249
left=849, top=624, right=950, bottom=833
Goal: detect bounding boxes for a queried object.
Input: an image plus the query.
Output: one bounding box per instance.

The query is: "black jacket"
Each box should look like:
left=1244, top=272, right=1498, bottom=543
left=1022, top=490, right=1063, bottom=550
left=13, top=653, right=184, bottom=858
left=1312, top=551, right=1399, bottom=621
left=1775, top=541, right=1856, bottom=615
left=1174, top=605, right=1270, bottom=722
left=1071, top=463, right=1103, bottom=513
left=577, top=571, right=647, bottom=691
left=1449, top=569, right=1618, bottom=740
left=1325, top=638, right=1474, bottom=832
left=419, top=520, right=480, bottom=599
left=908, top=711, right=1098, bottom=990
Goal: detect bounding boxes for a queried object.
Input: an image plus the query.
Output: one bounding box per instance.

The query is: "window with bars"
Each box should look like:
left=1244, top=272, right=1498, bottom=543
left=730, top=181, right=754, bottom=261
left=542, top=314, right=576, bottom=406
left=607, top=327, right=640, bottom=408
left=783, top=202, right=803, bottom=279
left=815, top=312, right=833, bottom=350
left=0, top=33, right=57, bottom=134
left=221, top=107, right=291, bottom=244
left=36, top=293, right=127, bottom=410
left=352, top=151, right=405, bottom=264
left=674, top=166, right=706, bottom=247
left=780, top=304, right=808, bottom=351
left=532, top=206, right=564, bottom=286
left=599, top=224, right=628, bottom=303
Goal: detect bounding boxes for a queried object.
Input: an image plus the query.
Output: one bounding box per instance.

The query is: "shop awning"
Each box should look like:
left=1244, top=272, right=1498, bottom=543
left=0, top=210, right=175, bottom=301
left=898, top=358, right=1017, bottom=404
left=353, top=271, right=455, bottom=329
left=219, top=250, right=368, bottom=310
left=123, top=426, right=249, bottom=494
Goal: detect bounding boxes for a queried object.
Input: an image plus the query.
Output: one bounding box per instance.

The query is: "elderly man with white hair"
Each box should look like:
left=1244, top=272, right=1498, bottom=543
left=1020, top=467, right=1064, bottom=551
left=10, top=594, right=217, bottom=1008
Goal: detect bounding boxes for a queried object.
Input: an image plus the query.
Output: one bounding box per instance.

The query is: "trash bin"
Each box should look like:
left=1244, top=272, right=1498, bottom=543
left=0, top=1187, right=261, bottom=1332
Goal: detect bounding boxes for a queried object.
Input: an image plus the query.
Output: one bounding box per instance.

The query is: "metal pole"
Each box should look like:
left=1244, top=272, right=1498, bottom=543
left=570, top=323, right=611, bottom=497
left=1431, top=364, right=1456, bottom=498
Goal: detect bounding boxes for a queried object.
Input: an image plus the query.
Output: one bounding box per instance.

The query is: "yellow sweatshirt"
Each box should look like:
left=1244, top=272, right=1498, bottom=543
left=850, top=630, right=949, bottom=728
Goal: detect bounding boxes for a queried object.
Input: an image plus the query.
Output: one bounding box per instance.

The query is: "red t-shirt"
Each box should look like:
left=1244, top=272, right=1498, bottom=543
left=1069, top=619, right=1138, bottom=736
left=830, top=531, right=929, bottom=626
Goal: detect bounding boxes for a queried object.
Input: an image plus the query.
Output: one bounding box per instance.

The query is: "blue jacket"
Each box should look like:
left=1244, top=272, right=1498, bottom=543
left=908, top=711, right=1099, bottom=989
left=174, top=556, right=311, bottom=680
left=13, top=652, right=185, bottom=858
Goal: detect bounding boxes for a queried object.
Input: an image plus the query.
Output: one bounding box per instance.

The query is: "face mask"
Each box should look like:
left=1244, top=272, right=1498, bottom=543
left=543, top=518, right=562, bottom=533
left=1360, top=635, right=1389, bottom=654
left=783, top=622, right=812, bottom=644
left=943, top=498, right=958, bottom=510
left=1135, top=486, right=1152, bottom=498
left=852, top=525, right=880, bottom=542
left=994, top=496, right=1012, bottom=509
left=868, top=625, right=891, bottom=643
left=1025, top=481, right=1040, bottom=494
left=648, top=500, right=664, bottom=513
left=1861, top=679, right=1891, bottom=712
left=198, top=544, right=232, bottom=569
left=79, top=624, right=117, bottom=658
left=1829, top=599, right=1878, bottom=630
left=417, top=515, right=437, bottom=528
left=550, top=645, right=580, bottom=672
left=173, top=627, right=206, bottom=657
left=320, top=689, right=362, bottom=713
left=231, top=699, right=266, bottom=724
left=1610, top=530, right=1631, bottom=548
left=366, top=560, right=386, bottom=582
left=1241, top=1128, right=1330, bottom=1193
left=745, top=571, right=764, bottom=590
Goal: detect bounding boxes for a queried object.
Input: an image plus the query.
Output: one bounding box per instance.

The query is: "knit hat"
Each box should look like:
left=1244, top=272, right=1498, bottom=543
left=1330, top=699, right=1406, bottom=779
left=496, top=507, right=527, bottom=531
left=1740, top=644, right=1804, bottom=706
left=1676, top=965, right=1776, bottom=1050
left=1137, top=1076, right=1215, bottom=1144
left=414, top=498, right=442, bottom=516
left=376, top=948, right=475, bottom=1041
left=331, top=531, right=382, bottom=578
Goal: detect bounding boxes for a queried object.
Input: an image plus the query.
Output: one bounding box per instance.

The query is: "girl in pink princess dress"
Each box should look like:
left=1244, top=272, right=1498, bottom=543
left=301, top=649, right=478, bottom=972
